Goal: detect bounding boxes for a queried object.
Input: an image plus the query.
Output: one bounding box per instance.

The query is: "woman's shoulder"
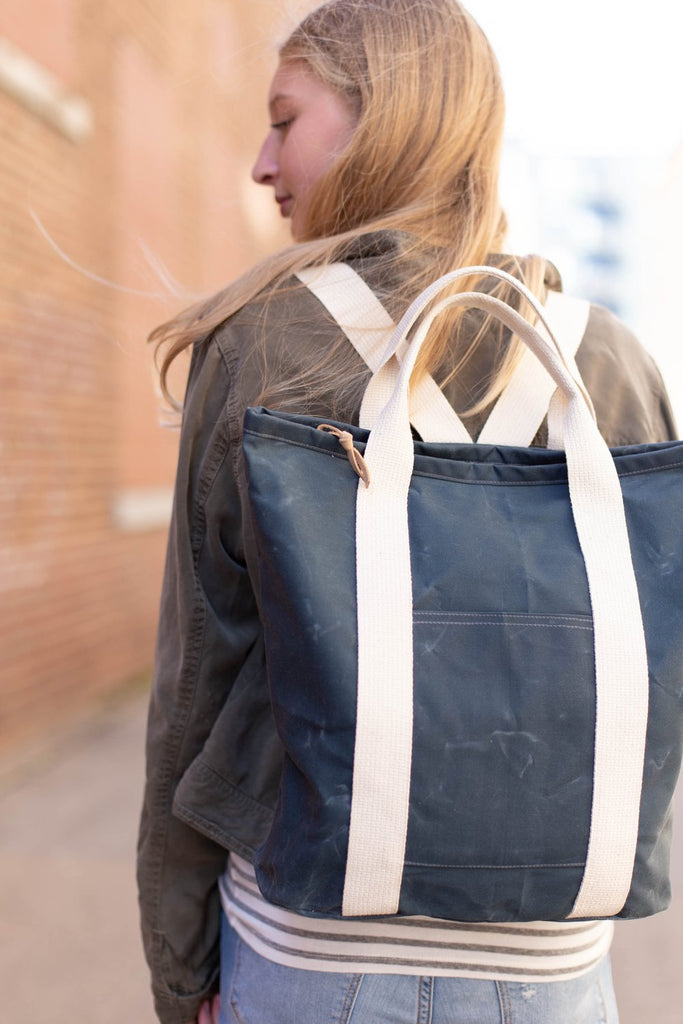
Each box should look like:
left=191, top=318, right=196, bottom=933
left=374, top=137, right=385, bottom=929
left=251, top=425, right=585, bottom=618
left=575, top=299, right=677, bottom=445
left=207, top=232, right=408, bottom=420
left=210, top=272, right=365, bottom=411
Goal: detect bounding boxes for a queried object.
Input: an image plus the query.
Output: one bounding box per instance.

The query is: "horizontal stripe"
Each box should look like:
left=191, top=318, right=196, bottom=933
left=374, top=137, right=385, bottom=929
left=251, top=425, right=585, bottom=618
left=226, top=887, right=605, bottom=961
left=220, top=856, right=613, bottom=982
left=232, top=914, right=609, bottom=979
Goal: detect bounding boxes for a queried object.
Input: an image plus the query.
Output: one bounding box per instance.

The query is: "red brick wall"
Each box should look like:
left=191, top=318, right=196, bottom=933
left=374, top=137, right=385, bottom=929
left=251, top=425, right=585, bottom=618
left=0, top=0, right=291, bottom=752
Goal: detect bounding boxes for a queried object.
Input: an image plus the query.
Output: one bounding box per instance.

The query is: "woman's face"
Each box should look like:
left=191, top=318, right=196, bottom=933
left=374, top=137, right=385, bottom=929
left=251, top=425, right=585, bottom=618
left=252, top=61, right=358, bottom=239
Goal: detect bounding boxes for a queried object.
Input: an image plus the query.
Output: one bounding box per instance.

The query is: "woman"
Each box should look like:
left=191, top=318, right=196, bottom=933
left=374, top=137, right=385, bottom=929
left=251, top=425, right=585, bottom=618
left=137, top=2, right=676, bottom=1023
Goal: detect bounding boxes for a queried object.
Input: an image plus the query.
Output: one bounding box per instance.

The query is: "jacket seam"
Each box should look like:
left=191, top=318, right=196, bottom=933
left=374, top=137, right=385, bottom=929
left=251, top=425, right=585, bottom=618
left=146, top=352, right=235, bottom=1002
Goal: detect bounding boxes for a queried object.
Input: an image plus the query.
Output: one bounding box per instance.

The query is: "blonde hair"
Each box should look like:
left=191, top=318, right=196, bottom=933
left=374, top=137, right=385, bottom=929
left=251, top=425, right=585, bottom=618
left=152, top=0, right=548, bottom=415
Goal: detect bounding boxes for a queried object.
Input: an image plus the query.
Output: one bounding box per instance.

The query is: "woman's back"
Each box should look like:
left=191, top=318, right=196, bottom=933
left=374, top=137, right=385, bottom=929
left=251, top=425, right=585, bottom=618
left=137, top=4, right=677, bottom=1023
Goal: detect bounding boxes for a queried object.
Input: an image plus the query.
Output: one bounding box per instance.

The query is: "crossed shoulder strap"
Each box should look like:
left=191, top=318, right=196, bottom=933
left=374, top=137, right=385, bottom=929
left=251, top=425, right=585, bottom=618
left=296, top=264, right=470, bottom=442
left=296, top=262, right=590, bottom=447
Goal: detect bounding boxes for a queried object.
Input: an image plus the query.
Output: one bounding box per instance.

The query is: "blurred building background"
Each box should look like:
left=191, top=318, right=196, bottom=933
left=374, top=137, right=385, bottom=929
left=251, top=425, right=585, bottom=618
left=502, top=141, right=683, bottom=427
left=0, top=0, right=290, bottom=756
left=2, top=0, right=683, bottom=757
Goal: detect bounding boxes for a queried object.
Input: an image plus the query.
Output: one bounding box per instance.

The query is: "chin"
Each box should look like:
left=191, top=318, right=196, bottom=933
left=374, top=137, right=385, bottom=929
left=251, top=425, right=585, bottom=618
left=289, top=205, right=308, bottom=241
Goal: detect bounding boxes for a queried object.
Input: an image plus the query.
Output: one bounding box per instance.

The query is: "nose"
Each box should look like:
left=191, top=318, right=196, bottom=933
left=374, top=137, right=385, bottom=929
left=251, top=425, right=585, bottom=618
left=251, top=132, right=279, bottom=185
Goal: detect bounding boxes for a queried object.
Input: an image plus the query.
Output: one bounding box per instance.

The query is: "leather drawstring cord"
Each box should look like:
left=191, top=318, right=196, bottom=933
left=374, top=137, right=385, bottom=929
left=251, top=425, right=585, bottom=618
left=317, top=424, right=371, bottom=487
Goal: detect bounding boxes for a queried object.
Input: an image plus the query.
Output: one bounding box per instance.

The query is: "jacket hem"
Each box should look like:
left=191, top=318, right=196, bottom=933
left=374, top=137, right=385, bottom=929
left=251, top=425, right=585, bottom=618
left=172, top=755, right=275, bottom=861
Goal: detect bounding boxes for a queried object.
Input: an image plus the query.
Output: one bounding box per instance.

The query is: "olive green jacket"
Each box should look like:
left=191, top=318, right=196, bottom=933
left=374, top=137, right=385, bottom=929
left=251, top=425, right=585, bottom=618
left=137, top=237, right=676, bottom=1023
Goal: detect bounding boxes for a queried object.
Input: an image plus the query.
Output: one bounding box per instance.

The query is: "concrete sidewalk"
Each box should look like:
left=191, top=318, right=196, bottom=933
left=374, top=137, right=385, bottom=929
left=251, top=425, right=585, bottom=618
left=1, top=689, right=682, bottom=1024
left=0, top=691, right=156, bottom=1024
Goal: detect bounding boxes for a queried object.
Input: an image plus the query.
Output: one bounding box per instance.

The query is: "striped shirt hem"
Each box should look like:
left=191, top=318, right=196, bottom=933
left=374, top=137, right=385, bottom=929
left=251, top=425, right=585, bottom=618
left=219, top=855, right=613, bottom=982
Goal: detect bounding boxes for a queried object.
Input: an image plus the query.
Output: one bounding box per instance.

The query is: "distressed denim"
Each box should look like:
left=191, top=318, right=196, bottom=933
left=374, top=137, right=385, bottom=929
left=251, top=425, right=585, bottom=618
left=218, top=913, right=619, bottom=1024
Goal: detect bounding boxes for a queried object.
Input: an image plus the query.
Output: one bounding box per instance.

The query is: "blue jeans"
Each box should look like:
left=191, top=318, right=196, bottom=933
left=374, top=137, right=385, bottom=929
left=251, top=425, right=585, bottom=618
left=219, top=913, right=619, bottom=1024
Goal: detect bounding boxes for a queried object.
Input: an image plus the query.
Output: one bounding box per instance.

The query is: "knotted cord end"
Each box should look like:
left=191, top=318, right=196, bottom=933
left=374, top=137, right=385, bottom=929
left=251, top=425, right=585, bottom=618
left=317, top=424, right=371, bottom=487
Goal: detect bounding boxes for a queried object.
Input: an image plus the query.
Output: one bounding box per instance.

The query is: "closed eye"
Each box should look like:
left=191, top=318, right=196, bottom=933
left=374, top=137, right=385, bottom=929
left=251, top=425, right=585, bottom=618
left=271, top=119, right=293, bottom=131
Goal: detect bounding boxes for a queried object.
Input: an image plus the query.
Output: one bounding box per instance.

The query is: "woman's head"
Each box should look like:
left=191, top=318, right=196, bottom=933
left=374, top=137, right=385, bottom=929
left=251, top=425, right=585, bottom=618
left=154, top=0, right=547, bottom=416
left=256, top=0, right=507, bottom=253
left=251, top=61, right=359, bottom=240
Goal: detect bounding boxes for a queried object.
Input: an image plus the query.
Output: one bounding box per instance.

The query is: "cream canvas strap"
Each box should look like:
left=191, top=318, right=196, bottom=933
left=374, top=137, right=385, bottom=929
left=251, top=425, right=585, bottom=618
left=296, top=264, right=471, bottom=442
left=477, top=289, right=591, bottom=447
left=297, top=263, right=590, bottom=448
left=341, top=265, right=649, bottom=921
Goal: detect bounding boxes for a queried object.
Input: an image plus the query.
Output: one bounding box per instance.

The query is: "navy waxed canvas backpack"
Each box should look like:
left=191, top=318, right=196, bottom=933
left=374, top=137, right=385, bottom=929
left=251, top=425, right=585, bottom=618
left=242, top=264, right=683, bottom=922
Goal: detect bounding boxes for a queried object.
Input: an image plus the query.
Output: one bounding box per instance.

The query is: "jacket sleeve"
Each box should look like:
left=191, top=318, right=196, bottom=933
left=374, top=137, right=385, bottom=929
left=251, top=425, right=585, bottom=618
left=137, top=336, right=261, bottom=1024
left=576, top=304, right=678, bottom=445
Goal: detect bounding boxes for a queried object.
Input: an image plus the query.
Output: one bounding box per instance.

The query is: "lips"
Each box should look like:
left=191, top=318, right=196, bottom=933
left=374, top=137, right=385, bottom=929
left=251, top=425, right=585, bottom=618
left=276, top=195, right=293, bottom=217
